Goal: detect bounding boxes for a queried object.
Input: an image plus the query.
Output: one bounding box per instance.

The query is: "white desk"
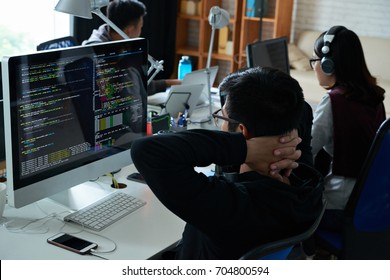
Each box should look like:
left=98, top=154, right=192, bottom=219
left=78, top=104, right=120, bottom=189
left=0, top=164, right=186, bottom=260
left=0, top=100, right=219, bottom=260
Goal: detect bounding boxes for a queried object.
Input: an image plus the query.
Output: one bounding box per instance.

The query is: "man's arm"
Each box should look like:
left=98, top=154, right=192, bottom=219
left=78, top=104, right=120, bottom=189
left=147, top=79, right=182, bottom=96
left=131, top=129, right=300, bottom=234
left=131, top=130, right=246, bottom=226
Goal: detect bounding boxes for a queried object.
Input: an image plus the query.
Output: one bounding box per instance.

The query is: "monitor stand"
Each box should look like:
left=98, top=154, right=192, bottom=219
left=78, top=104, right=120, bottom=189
left=49, top=181, right=114, bottom=211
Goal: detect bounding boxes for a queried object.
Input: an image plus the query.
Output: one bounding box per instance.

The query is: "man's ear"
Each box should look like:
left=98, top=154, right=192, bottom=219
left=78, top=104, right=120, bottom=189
left=123, top=24, right=138, bottom=38
left=239, top=123, right=252, bottom=139
left=123, top=25, right=133, bottom=37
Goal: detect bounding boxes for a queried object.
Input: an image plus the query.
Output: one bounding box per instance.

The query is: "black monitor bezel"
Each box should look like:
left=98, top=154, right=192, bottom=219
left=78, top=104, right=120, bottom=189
left=246, top=36, right=290, bottom=75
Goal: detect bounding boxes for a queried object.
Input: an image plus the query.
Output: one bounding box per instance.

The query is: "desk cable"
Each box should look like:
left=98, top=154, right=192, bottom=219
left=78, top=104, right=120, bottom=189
left=89, top=249, right=109, bottom=260
left=3, top=201, right=118, bottom=257
left=2, top=202, right=71, bottom=234
left=44, top=204, right=119, bottom=256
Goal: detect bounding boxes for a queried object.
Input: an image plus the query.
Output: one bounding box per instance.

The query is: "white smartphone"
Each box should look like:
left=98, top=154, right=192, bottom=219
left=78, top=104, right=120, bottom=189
left=47, top=233, right=98, bottom=255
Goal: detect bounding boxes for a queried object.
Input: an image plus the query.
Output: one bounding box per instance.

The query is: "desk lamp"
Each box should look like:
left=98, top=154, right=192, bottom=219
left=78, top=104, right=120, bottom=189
left=54, top=0, right=164, bottom=85
left=205, top=6, right=229, bottom=121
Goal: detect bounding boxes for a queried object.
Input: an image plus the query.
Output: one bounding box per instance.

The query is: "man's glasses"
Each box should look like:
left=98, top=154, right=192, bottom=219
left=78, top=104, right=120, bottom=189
left=309, top=58, right=321, bottom=69
left=212, top=109, right=240, bottom=128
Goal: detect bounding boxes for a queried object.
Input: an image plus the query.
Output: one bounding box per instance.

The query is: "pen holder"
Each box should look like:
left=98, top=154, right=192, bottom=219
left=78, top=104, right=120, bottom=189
left=169, top=113, right=188, bottom=132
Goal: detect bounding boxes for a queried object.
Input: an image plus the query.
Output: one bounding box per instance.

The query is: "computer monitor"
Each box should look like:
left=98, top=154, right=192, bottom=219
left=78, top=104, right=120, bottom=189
left=0, top=62, right=5, bottom=167
left=2, top=38, right=148, bottom=208
left=36, top=36, right=79, bottom=51
left=246, top=37, right=290, bottom=74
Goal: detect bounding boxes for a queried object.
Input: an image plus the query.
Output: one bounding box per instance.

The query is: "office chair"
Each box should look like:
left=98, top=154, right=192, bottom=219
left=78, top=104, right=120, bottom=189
left=240, top=201, right=326, bottom=260
left=315, top=118, right=390, bottom=259
left=37, top=36, right=79, bottom=51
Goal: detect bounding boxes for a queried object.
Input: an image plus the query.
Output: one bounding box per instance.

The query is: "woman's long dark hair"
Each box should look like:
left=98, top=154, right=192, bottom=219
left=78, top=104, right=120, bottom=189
left=314, top=26, right=385, bottom=105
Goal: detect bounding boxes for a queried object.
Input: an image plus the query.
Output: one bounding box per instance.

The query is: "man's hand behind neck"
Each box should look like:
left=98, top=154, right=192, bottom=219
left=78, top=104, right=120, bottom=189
left=244, top=130, right=302, bottom=183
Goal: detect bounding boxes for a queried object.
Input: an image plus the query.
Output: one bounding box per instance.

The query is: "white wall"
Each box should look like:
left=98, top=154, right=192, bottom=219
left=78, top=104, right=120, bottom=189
left=292, top=0, right=390, bottom=41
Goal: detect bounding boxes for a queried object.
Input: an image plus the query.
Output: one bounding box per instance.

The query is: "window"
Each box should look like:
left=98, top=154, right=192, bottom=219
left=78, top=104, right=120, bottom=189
left=0, top=0, right=70, bottom=58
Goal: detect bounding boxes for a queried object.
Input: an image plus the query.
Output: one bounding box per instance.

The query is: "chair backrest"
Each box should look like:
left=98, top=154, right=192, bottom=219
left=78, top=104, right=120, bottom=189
left=37, top=36, right=79, bottom=51
left=240, top=202, right=326, bottom=260
left=341, top=118, right=390, bottom=259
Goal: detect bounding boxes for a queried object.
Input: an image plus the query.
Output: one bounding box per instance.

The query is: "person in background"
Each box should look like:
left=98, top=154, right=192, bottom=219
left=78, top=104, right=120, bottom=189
left=309, top=26, right=385, bottom=234
left=131, top=67, right=323, bottom=259
left=83, top=0, right=180, bottom=95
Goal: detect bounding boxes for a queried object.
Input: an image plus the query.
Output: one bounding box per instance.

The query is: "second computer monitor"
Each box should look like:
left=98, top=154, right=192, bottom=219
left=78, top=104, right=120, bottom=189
left=246, top=37, right=290, bottom=74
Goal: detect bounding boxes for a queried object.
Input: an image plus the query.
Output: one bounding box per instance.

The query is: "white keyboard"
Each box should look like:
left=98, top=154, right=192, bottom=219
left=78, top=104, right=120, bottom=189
left=64, top=192, right=146, bottom=231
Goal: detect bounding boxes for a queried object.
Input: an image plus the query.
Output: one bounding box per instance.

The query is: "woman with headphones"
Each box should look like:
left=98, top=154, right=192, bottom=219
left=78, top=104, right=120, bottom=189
left=310, top=26, right=386, bottom=234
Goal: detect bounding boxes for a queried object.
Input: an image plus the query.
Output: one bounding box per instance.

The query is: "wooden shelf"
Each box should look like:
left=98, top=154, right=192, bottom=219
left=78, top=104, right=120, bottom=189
left=175, top=0, right=293, bottom=84
left=174, top=0, right=241, bottom=83
left=242, top=17, right=275, bottom=23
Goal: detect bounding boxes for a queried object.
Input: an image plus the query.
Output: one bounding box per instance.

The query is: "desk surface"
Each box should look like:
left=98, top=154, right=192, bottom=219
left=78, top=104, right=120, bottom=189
left=0, top=164, right=187, bottom=260
left=0, top=101, right=219, bottom=260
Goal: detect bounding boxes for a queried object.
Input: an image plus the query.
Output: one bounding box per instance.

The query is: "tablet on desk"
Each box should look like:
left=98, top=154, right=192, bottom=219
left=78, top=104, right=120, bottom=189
left=163, top=84, right=205, bottom=117
left=164, top=91, right=191, bottom=119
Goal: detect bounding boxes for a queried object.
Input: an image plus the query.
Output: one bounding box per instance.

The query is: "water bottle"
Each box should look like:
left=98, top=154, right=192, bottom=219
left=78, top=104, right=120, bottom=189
left=178, top=56, right=192, bottom=80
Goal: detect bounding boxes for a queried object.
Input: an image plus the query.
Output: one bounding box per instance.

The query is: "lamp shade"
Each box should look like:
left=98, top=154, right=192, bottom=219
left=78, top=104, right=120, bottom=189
left=55, top=0, right=92, bottom=19
left=208, top=6, right=230, bottom=29
left=54, top=0, right=110, bottom=19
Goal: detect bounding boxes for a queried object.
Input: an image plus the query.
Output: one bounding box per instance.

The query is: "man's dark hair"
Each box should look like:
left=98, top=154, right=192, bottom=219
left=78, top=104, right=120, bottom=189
left=219, top=66, right=304, bottom=137
left=107, top=0, right=147, bottom=30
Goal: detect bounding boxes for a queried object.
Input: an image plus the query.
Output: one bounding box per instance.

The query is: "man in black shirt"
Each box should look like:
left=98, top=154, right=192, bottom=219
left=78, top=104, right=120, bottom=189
left=131, top=67, right=323, bottom=259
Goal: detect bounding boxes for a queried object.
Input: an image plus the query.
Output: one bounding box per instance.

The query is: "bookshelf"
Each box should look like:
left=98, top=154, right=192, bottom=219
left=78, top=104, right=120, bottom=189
left=175, top=0, right=242, bottom=84
left=175, top=0, right=293, bottom=84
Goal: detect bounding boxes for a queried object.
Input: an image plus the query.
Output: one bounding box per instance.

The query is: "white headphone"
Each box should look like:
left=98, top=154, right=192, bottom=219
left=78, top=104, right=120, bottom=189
left=320, top=26, right=346, bottom=75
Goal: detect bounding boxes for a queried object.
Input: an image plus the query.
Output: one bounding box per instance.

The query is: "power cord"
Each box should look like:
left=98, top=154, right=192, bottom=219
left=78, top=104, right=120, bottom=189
left=3, top=202, right=71, bottom=234
left=89, top=249, right=108, bottom=260
left=83, top=232, right=118, bottom=260
left=4, top=201, right=118, bottom=258
left=84, top=231, right=118, bottom=254
left=106, top=172, right=120, bottom=188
